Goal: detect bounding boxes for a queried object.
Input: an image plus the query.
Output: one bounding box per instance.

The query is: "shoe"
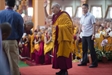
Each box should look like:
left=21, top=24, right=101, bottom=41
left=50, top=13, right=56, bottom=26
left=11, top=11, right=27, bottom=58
left=61, top=71, right=68, bottom=75
left=56, top=70, right=62, bottom=75
left=20, top=72, right=21, bottom=75
left=78, top=63, right=87, bottom=66
left=89, top=64, right=98, bottom=68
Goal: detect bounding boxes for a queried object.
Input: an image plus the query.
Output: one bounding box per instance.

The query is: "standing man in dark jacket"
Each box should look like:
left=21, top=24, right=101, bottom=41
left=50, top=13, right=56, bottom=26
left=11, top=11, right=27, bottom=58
left=0, top=0, right=24, bottom=75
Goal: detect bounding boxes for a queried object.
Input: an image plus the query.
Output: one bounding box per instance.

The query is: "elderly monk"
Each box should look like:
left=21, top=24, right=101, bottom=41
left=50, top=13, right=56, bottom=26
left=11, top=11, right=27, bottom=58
left=44, top=2, right=73, bottom=75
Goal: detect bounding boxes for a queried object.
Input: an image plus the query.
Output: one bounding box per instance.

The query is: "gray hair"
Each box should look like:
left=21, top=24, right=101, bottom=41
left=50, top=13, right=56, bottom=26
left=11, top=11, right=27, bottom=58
left=25, top=21, right=34, bottom=26
left=52, top=3, right=61, bottom=9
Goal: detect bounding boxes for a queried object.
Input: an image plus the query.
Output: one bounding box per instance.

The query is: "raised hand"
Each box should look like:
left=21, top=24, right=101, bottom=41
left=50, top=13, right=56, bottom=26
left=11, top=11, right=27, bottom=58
left=44, top=1, right=47, bottom=8
left=46, top=19, right=52, bottom=26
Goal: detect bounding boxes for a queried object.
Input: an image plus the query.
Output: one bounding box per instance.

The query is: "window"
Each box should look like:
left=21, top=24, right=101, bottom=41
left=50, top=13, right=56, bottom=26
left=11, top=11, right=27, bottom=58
left=21, top=13, right=25, bottom=17
left=65, top=7, right=73, bottom=17
left=110, top=7, right=112, bottom=18
left=91, top=6, right=102, bottom=18
left=28, top=7, right=33, bottom=17
left=106, top=7, right=112, bottom=18
left=76, top=7, right=82, bottom=18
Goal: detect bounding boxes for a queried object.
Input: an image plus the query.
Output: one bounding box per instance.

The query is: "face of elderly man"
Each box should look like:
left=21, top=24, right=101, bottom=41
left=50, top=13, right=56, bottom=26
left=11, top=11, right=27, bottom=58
left=51, top=3, right=61, bottom=14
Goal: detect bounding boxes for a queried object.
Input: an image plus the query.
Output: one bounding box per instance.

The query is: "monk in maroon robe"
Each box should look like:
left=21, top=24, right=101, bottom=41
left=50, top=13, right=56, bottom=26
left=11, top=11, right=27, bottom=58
left=44, top=3, right=73, bottom=75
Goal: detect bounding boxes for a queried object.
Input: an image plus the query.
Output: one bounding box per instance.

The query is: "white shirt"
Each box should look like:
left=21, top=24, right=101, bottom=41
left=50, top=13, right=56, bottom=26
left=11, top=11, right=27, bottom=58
left=80, top=12, right=96, bottom=36
left=109, top=31, right=112, bottom=37
left=80, top=32, right=83, bottom=38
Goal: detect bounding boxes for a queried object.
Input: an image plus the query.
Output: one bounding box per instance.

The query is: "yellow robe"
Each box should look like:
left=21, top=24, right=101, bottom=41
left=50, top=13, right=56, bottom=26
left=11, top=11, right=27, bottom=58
left=53, top=12, right=73, bottom=58
left=34, top=44, right=40, bottom=51
left=30, top=34, right=34, bottom=53
left=34, top=36, right=41, bottom=51
left=44, top=41, right=53, bottom=55
left=105, top=37, right=112, bottom=51
left=95, top=31, right=105, bottom=50
left=72, top=26, right=82, bottom=58
left=73, top=26, right=78, bottom=35
left=75, top=40, right=82, bottom=58
left=73, top=26, right=78, bottom=52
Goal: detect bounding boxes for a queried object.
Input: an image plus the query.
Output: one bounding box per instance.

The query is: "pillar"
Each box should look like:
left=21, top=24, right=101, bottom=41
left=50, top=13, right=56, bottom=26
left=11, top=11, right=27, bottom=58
left=0, top=0, right=5, bottom=10
left=32, top=0, right=45, bottom=30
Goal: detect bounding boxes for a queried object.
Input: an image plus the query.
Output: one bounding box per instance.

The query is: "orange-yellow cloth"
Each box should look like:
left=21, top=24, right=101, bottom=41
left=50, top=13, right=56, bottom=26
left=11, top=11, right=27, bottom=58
left=34, top=43, right=40, bottom=51
left=104, top=37, right=112, bottom=51
left=73, top=26, right=78, bottom=35
left=44, top=41, right=53, bottom=55
left=53, top=12, right=74, bottom=58
left=75, top=40, right=82, bottom=58
left=95, top=31, right=105, bottom=50
left=30, top=34, right=34, bottom=53
left=41, top=34, right=44, bottom=41
left=34, top=36, right=41, bottom=51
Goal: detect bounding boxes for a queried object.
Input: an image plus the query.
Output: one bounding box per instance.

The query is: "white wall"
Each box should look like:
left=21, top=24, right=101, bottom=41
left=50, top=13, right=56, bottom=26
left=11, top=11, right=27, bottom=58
left=52, top=0, right=80, bottom=16
left=88, top=0, right=112, bottom=18
left=52, top=0, right=112, bottom=18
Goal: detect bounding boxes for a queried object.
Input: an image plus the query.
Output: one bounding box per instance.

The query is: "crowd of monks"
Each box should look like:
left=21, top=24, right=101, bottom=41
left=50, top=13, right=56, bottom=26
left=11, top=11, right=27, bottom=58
left=19, top=18, right=112, bottom=65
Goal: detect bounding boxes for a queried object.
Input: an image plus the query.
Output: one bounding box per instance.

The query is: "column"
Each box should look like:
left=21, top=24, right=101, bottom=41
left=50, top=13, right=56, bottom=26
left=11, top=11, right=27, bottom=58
left=32, top=0, right=45, bottom=30
left=0, top=0, right=5, bottom=10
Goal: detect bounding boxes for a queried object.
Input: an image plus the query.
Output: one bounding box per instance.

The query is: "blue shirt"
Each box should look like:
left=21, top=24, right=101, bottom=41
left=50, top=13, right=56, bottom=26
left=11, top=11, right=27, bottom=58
left=0, top=8, right=24, bottom=40
left=80, top=12, right=96, bottom=36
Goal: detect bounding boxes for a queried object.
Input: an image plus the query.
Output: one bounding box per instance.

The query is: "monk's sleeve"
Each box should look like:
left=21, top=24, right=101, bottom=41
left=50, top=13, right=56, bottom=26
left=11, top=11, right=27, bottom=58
left=56, top=13, right=74, bottom=57
left=57, top=13, right=73, bottom=44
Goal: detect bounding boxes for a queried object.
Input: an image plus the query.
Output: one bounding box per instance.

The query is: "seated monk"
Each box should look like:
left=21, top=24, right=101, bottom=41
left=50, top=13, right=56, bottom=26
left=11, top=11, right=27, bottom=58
left=94, top=25, right=101, bottom=48
left=32, top=31, right=45, bottom=64
left=104, top=30, right=112, bottom=51
left=97, top=25, right=106, bottom=50
left=31, top=30, right=39, bottom=61
left=44, top=29, right=53, bottom=64
left=21, top=34, right=30, bottom=58
left=23, top=21, right=34, bottom=59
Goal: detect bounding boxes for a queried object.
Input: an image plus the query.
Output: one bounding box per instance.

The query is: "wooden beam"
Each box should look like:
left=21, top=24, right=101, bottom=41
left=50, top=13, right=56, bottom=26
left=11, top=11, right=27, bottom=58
left=105, top=5, right=112, bottom=18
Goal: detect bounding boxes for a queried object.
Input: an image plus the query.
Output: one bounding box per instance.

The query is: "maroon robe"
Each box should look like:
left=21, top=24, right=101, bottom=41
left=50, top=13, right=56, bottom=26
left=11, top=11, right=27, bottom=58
left=45, top=51, right=52, bottom=65
left=52, top=11, right=72, bottom=69
left=21, top=44, right=30, bottom=57
left=44, top=35, right=52, bottom=65
left=31, top=41, right=45, bottom=65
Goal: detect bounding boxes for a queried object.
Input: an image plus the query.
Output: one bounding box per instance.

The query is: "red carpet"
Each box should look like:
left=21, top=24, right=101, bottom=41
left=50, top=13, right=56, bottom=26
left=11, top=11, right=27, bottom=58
left=20, top=62, right=112, bottom=75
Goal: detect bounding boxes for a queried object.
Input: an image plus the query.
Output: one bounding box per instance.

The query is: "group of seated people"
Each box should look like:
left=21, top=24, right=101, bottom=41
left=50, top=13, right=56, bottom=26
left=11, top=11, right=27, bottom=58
left=19, top=21, right=53, bottom=65
left=19, top=18, right=112, bottom=65
left=73, top=18, right=112, bottom=58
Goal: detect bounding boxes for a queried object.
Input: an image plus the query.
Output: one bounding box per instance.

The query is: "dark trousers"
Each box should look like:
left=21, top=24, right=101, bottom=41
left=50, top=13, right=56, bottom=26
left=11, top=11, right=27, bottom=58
left=82, top=35, right=98, bottom=65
